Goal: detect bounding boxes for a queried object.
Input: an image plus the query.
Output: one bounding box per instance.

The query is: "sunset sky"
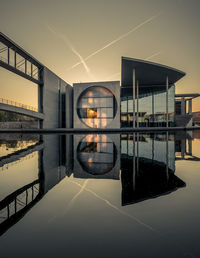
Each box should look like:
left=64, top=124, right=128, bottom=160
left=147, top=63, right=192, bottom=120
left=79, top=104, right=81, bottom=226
left=0, top=0, right=200, bottom=111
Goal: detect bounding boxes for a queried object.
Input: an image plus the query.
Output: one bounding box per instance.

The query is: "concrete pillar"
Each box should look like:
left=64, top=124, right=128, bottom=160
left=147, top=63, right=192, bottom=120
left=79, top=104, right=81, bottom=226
left=136, top=80, right=139, bottom=128
left=152, top=92, right=154, bottom=125
left=166, top=76, right=169, bottom=127
left=181, top=138, right=186, bottom=158
left=166, top=132, right=169, bottom=181
left=188, top=139, right=192, bottom=155
left=38, top=85, right=43, bottom=113
left=133, top=69, right=136, bottom=128
left=132, top=133, right=136, bottom=190
left=181, top=98, right=186, bottom=115
left=188, top=99, right=192, bottom=114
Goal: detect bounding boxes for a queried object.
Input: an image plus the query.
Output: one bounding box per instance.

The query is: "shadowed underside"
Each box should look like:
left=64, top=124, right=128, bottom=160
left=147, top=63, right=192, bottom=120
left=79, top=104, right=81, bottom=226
left=121, top=56, right=186, bottom=87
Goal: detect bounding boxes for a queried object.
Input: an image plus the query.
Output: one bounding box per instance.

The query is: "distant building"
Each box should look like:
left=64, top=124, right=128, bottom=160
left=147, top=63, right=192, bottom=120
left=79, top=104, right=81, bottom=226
left=193, top=111, right=200, bottom=125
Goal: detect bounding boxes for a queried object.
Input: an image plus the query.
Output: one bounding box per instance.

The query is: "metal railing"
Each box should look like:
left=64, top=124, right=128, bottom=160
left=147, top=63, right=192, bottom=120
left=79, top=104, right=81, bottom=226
left=0, top=97, right=38, bottom=112
left=0, top=152, right=37, bottom=171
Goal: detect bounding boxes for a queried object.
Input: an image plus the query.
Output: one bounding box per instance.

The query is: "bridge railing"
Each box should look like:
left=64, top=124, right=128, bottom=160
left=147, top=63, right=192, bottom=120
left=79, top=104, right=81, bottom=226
left=0, top=98, right=38, bottom=112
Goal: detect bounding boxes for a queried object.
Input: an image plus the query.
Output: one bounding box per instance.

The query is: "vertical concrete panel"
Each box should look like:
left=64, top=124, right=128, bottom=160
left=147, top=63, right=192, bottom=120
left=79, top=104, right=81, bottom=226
left=43, top=67, right=73, bottom=128
left=42, top=135, right=62, bottom=193
left=65, top=84, right=73, bottom=128
left=43, top=68, right=60, bottom=128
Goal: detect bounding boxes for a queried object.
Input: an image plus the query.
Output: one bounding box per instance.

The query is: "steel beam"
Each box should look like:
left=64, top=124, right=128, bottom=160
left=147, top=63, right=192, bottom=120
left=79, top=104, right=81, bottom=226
left=0, top=60, right=42, bottom=85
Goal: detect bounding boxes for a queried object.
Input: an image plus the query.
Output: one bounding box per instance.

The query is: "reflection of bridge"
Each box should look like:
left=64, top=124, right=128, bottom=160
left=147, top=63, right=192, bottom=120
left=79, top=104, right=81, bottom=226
left=0, top=98, right=44, bottom=120
left=0, top=178, right=44, bottom=236
left=0, top=141, right=44, bottom=168
left=0, top=152, right=36, bottom=171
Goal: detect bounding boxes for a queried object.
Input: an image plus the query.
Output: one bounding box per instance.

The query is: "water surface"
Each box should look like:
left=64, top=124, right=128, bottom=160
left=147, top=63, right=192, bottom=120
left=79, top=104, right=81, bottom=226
left=0, top=131, right=200, bottom=258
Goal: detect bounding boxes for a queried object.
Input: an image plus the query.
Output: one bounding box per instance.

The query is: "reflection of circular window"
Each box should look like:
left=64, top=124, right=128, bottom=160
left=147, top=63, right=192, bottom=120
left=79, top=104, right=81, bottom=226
left=77, top=86, right=117, bottom=128
left=77, top=134, right=117, bottom=175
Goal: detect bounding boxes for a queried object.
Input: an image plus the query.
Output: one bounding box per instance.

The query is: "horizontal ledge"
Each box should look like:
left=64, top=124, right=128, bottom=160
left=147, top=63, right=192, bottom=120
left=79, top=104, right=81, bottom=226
left=0, top=126, right=199, bottom=134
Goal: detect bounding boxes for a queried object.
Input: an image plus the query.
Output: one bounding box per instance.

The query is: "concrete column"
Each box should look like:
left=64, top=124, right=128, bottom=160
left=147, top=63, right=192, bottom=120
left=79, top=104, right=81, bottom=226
left=188, top=99, right=192, bottom=114
left=38, top=85, right=43, bottom=113
left=166, top=132, right=169, bottom=181
left=136, top=80, right=139, bottom=128
left=188, top=139, right=192, bottom=155
left=166, top=76, right=169, bottom=127
left=181, top=98, right=186, bottom=115
left=181, top=138, right=186, bottom=158
left=136, top=132, right=139, bottom=173
left=132, top=133, right=136, bottom=191
left=152, top=92, right=154, bottom=125
left=133, top=69, right=136, bottom=128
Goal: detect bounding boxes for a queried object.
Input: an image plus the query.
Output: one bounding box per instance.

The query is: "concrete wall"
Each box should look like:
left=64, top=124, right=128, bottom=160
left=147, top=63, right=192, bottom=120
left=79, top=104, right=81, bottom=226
left=175, top=114, right=193, bottom=127
left=42, top=67, right=72, bottom=128
left=42, top=135, right=66, bottom=193
left=73, top=81, right=120, bottom=129
left=65, top=85, right=73, bottom=128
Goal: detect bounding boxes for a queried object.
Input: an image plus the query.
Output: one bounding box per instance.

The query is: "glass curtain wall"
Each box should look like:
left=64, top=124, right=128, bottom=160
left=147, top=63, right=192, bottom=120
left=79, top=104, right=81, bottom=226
left=121, top=85, right=175, bottom=127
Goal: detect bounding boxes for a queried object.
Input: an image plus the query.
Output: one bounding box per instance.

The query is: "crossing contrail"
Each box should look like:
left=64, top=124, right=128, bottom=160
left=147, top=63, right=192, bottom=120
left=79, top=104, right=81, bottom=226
left=46, top=24, right=94, bottom=79
left=68, top=12, right=161, bottom=71
left=68, top=179, right=158, bottom=233
left=145, top=51, right=162, bottom=60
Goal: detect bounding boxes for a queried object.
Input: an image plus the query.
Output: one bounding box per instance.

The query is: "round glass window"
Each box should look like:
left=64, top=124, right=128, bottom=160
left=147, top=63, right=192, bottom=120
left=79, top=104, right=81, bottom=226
left=77, top=134, right=117, bottom=175
left=77, top=86, right=117, bottom=128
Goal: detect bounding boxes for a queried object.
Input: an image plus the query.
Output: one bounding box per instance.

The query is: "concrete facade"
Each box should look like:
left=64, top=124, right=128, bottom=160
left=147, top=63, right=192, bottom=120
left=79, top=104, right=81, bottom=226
left=73, top=81, right=120, bottom=129
left=42, top=67, right=73, bottom=129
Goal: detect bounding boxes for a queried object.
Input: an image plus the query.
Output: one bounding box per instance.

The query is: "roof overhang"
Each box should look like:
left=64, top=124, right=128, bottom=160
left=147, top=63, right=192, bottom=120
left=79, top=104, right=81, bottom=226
left=121, top=57, right=186, bottom=87
left=175, top=93, right=200, bottom=100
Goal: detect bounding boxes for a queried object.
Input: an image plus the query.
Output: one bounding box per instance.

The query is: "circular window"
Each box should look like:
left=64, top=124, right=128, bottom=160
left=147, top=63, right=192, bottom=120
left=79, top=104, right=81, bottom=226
left=77, top=86, right=117, bottom=128
left=77, top=134, right=117, bottom=175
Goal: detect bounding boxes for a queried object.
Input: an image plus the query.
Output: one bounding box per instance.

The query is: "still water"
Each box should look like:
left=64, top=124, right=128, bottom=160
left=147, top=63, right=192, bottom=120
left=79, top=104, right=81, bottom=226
left=0, top=131, right=200, bottom=258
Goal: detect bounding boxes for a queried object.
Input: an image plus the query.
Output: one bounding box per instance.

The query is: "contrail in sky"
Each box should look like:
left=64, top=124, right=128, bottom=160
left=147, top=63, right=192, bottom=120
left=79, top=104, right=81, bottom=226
left=68, top=13, right=161, bottom=71
left=46, top=24, right=94, bottom=79
left=145, top=51, right=162, bottom=60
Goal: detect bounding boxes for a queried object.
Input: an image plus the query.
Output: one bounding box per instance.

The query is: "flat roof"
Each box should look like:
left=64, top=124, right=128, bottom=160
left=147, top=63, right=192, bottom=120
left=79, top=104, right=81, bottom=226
left=121, top=57, right=186, bottom=87
left=175, top=93, right=200, bottom=99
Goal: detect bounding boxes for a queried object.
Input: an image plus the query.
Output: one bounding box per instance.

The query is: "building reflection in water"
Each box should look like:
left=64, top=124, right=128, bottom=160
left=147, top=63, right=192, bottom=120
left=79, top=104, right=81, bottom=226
left=0, top=132, right=194, bottom=235
left=74, top=134, right=120, bottom=179
left=121, top=133, right=185, bottom=206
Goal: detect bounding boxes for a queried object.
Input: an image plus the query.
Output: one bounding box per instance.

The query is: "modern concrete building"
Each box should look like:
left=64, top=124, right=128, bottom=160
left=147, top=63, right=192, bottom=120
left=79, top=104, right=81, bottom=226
left=0, top=32, right=199, bottom=129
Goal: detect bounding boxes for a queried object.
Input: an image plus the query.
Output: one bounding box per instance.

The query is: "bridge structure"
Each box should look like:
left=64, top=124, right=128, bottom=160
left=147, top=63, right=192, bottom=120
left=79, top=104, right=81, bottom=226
left=0, top=178, right=44, bottom=236
left=0, top=141, right=44, bottom=169
left=0, top=97, right=44, bottom=120
left=0, top=32, right=73, bottom=129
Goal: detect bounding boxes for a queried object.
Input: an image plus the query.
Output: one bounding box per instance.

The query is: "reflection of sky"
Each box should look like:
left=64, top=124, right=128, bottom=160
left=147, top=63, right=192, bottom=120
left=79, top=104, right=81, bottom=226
left=1, top=133, right=200, bottom=257
left=0, top=152, right=39, bottom=201
left=0, top=140, right=37, bottom=157
left=121, top=136, right=175, bottom=171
